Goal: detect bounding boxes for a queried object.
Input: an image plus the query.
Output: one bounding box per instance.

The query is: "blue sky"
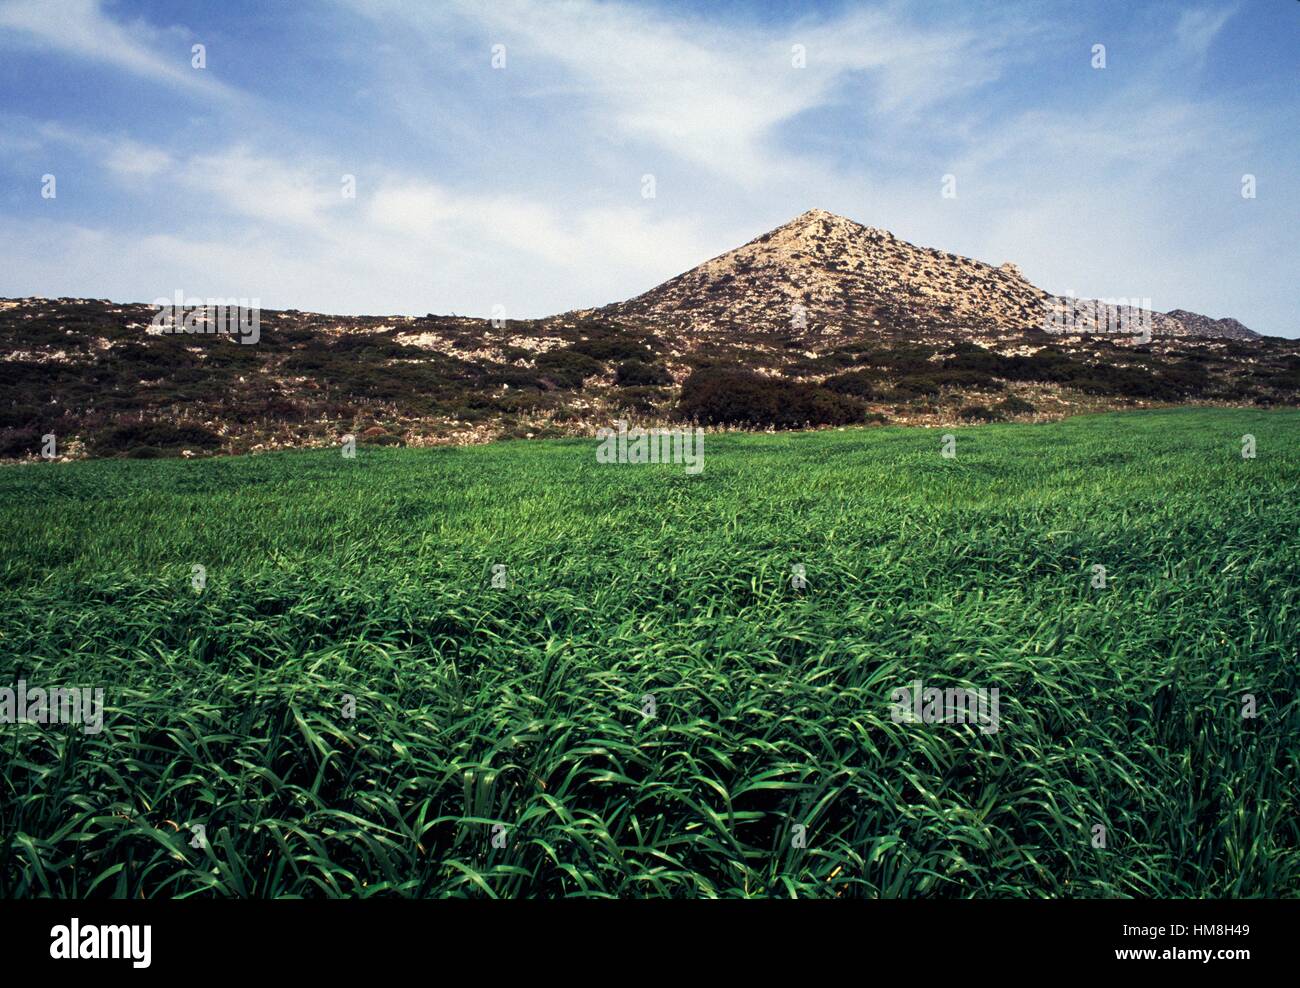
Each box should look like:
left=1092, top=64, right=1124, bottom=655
left=1, top=0, right=1296, bottom=335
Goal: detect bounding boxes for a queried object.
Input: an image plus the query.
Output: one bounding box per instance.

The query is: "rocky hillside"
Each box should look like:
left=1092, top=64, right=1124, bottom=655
left=1166, top=309, right=1259, bottom=341
left=0, top=210, right=1292, bottom=461
left=600, top=208, right=1048, bottom=336
left=600, top=208, right=1262, bottom=344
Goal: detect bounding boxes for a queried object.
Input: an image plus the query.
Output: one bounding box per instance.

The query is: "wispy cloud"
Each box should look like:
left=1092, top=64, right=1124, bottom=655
left=0, top=0, right=235, bottom=98
left=0, top=0, right=1293, bottom=335
left=0, top=117, right=716, bottom=315
left=1174, top=4, right=1239, bottom=58
left=341, top=0, right=1028, bottom=187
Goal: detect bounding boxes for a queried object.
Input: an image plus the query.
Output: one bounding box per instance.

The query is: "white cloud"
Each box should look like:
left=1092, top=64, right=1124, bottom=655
left=11, top=122, right=176, bottom=183
left=1, top=0, right=1291, bottom=335
left=103, top=141, right=172, bottom=179
left=175, top=147, right=349, bottom=230
left=0, top=125, right=718, bottom=317
left=367, top=181, right=708, bottom=273
left=1175, top=5, right=1239, bottom=58
left=341, top=0, right=1026, bottom=186
left=0, top=0, right=235, bottom=98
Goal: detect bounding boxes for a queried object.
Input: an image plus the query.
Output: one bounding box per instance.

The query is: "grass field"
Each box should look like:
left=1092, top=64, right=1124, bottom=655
left=1, top=408, right=1296, bottom=898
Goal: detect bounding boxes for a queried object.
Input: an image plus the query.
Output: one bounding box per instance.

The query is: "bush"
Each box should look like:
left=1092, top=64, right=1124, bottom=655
left=90, top=422, right=222, bottom=457
left=253, top=397, right=307, bottom=422
left=889, top=376, right=941, bottom=398
left=995, top=396, right=1036, bottom=416
left=0, top=404, right=42, bottom=429
left=822, top=370, right=882, bottom=399
left=976, top=349, right=1181, bottom=400
left=496, top=390, right=561, bottom=413
left=1074, top=365, right=1175, bottom=400
left=568, top=336, right=657, bottom=361
left=931, top=368, right=1003, bottom=390
left=1157, top=361, right=1211, bottom=396
left=682, top=354, right=740, bottom=371
left=942, top=343, right=1005, bottom=375
left=487, top=367, right=547, bottom=390
left=678, top=368, right=864, bottom=429
left=446, top=404, right=494, bottom=422
left=615, top=360, right=672, bottom=387
left=534, top=349, right=604, bottom=388
left=327, top=332, right=417, bottom=359
left=860, top=345, right=937, bottom=373
left=613, top=386, right=668, bottom=414
left=958, top=405, right=1003, bottom=422
left=0, top=427, right=42, bottom=458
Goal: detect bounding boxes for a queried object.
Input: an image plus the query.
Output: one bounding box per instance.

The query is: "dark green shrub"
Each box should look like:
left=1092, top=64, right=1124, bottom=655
left=113, top=342, right=199, bottom=369
left=890, top=376, right=942, bottom=398
left=943, top=343, right=1007, bottom=375
left=823, top=370, right=882, bottom=399
left=615, top=360, right=672, bottom=386
left=569, top=337, right=656, bottom=361
left=1074, top=364, right=1175, bottom=399
left=446, top=404, right=494, bottom=422
left=678, top=368, right=864, bottom=428
left=613, top=386, right=668, bottom=414
left=253, top=397, right=307, bottom=421
left=932, top=368, right=1003, bottom=390
left=328, top=333, right=415, bottom=359
left=995, top=396, right=1036, bottom=416
left=486, top=368, right=547, bottom=390
left=0, top=427, right=42, bottom=458
left=861, top=345, right=936, bottom=373
left=0, top=405, right=42, bottom=429
left=90, top=422, right=222, bottom=456
left=682, top=354, right=740, bottom=371
left=535, top=349, right=604, bottom=388
left=499, top=422, right=566, bottom=441
left=496, top=390, right=561, bottom=413
left=1158, top=361, right=1211, bottom=396
left=281, top=352, right=331, bottom=373
left=958, top=405, right=1003, bottom=422
left=815, top=350, right=861, bottom=370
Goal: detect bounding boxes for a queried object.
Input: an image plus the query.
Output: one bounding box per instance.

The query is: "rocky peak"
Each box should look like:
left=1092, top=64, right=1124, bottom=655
left=597, top=209, right=1262, bottom=344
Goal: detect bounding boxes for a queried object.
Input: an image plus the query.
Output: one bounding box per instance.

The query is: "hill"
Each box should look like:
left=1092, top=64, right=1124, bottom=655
left=598, top=209, right=1261, bottom=344
left=0, top=211, right=1293, bottom=460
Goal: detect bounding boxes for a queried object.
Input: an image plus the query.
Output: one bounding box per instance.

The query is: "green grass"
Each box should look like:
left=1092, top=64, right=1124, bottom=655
left=1, top=408, right=1296, bottom=898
